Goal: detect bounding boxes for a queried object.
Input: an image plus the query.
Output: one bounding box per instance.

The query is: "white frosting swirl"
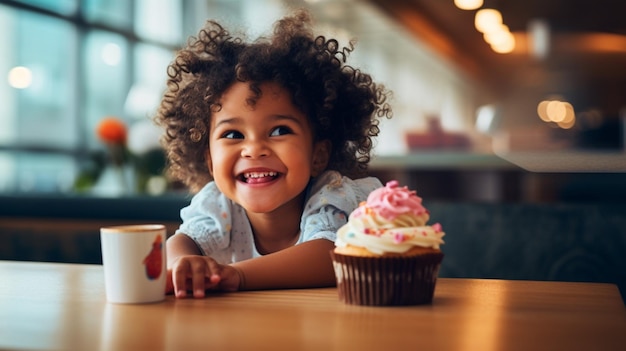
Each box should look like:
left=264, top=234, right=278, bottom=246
left=335, top=181, right=445, bottom=254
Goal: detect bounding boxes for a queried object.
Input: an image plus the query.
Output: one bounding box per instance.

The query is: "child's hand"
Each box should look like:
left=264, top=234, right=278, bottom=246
left=166, top=255, right=240, bottom=298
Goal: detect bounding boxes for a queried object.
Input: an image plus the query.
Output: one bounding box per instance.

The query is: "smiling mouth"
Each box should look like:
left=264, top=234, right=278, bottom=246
left=239, top=171, right=280, bottom=184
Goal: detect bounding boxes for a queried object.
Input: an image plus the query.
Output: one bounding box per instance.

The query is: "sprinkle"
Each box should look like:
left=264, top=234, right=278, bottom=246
left=432, top=223, right=442, bottom=232
left=393, top=233, right=408, bottom=243
left=364, top=228, right=385, bottom=236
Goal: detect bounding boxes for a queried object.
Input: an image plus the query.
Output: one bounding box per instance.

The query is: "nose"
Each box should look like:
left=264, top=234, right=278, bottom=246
left=241, top=139, right=270, bottom=159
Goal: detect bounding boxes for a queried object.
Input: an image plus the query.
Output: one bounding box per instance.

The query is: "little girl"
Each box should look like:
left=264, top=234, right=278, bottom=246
left=154, top=10, right=392, bottom=298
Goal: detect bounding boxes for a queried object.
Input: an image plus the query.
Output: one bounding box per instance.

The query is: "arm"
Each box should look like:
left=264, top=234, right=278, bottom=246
left=166, top=234, right=336, bottom=297
left=233, top=238, right=336, bottom=290
left=167, top=232, right=202, bottom=266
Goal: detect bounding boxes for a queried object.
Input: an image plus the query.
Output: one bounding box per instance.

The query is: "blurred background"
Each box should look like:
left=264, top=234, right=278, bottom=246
left=0, top=0, right=625, bottom=202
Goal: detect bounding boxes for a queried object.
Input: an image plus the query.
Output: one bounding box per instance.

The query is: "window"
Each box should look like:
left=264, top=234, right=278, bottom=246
left=1, top=0, right=481, bottom=194
left=0, top=0, right=188, bottom=193
left=83, top=30, right=129, bottom=148
left=0, top=0, right=292, bottom=194
left=3, top=8, right=77, bottom=148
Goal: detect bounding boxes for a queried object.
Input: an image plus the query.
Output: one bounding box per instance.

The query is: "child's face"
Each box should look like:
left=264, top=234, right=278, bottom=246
left=207, top=81, right=328, bottom=214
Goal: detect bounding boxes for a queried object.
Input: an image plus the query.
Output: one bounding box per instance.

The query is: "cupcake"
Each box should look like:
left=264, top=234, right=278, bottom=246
left=330, top=180, right=445, bottom=306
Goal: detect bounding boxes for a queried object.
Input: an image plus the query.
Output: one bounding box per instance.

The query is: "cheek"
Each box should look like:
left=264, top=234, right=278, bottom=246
left=206, top=143, right=227, bottom=174
left=208, top=144, right=241, bottom=176
left=283, top=145, right=314, bottom=169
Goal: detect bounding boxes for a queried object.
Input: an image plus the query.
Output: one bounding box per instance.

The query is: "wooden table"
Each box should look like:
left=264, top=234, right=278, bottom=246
left=1, top=261, right=625, bottom=351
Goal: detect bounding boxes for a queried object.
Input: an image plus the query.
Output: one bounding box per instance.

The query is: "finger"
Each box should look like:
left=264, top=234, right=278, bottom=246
left=210, top=274, right=221, bottom=285
left=190, top=261, right=209, bottom=298
left=172, top=260, right=190, bottom=298
left=203, top=259, right=222, bottom=289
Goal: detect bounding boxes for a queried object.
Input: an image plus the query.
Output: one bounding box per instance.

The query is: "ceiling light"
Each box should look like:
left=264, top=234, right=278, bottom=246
left=454, top=0, right=483, bottom=10
left=490, top=35, right=515, bottom=53
left=483, top=24, right=511, bottom=45
left=475, top=9, right=503, bottom=33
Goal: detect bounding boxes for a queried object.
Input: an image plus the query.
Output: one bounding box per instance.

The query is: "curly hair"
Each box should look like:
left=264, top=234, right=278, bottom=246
left=154, top=10, right=392, bottom=192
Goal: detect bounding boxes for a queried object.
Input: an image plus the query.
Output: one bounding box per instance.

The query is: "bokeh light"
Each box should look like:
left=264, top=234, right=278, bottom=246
left=101, top=43, right=121, bottom=66
left=537, top=99, right=576, bottom=128
left=475, top=9, right=503, bottom=34
left=7, top=66, right=33, bottom=89
left=454, top=0, right=483, bottom=11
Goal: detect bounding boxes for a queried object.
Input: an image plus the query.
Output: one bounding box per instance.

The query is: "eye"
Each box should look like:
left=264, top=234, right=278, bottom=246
left=270, top=126, right=293, bottom=137
left=221, top=130, right=244, bottom=139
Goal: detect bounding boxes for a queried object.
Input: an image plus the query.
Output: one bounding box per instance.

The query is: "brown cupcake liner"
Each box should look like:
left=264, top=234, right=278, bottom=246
left=330, top=251, right=444, bottom=306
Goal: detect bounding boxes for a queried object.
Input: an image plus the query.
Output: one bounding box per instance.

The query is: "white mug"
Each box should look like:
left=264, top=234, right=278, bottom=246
left=100, top=224, right=167, bottom=304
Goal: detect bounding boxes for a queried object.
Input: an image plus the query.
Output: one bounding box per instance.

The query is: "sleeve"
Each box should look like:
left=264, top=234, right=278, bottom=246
left=175, top=182, right=233, bottom=256
left=300, top=171, right=383, bottom=243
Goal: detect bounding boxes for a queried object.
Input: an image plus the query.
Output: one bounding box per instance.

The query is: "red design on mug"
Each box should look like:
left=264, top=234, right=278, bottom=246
left=143, top=235, right=163, bottom=280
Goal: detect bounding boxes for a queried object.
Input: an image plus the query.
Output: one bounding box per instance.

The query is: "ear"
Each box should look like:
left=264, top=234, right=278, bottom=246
left=311, top=140, right=331, bottom=177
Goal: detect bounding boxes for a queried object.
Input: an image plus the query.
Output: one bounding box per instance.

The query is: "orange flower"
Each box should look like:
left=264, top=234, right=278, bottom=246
left=97, top=117, right=127, bottom=144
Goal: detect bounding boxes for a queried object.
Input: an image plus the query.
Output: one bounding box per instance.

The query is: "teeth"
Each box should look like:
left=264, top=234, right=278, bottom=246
left=244, top=172, right=278, bottom=179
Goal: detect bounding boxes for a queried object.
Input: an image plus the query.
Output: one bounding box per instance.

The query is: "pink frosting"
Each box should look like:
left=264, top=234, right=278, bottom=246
left=365, top=180, right=427, bottom=220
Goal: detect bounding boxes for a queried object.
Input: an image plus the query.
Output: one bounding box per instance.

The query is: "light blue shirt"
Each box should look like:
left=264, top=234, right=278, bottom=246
left=176, top=170, right=382, bottom=264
